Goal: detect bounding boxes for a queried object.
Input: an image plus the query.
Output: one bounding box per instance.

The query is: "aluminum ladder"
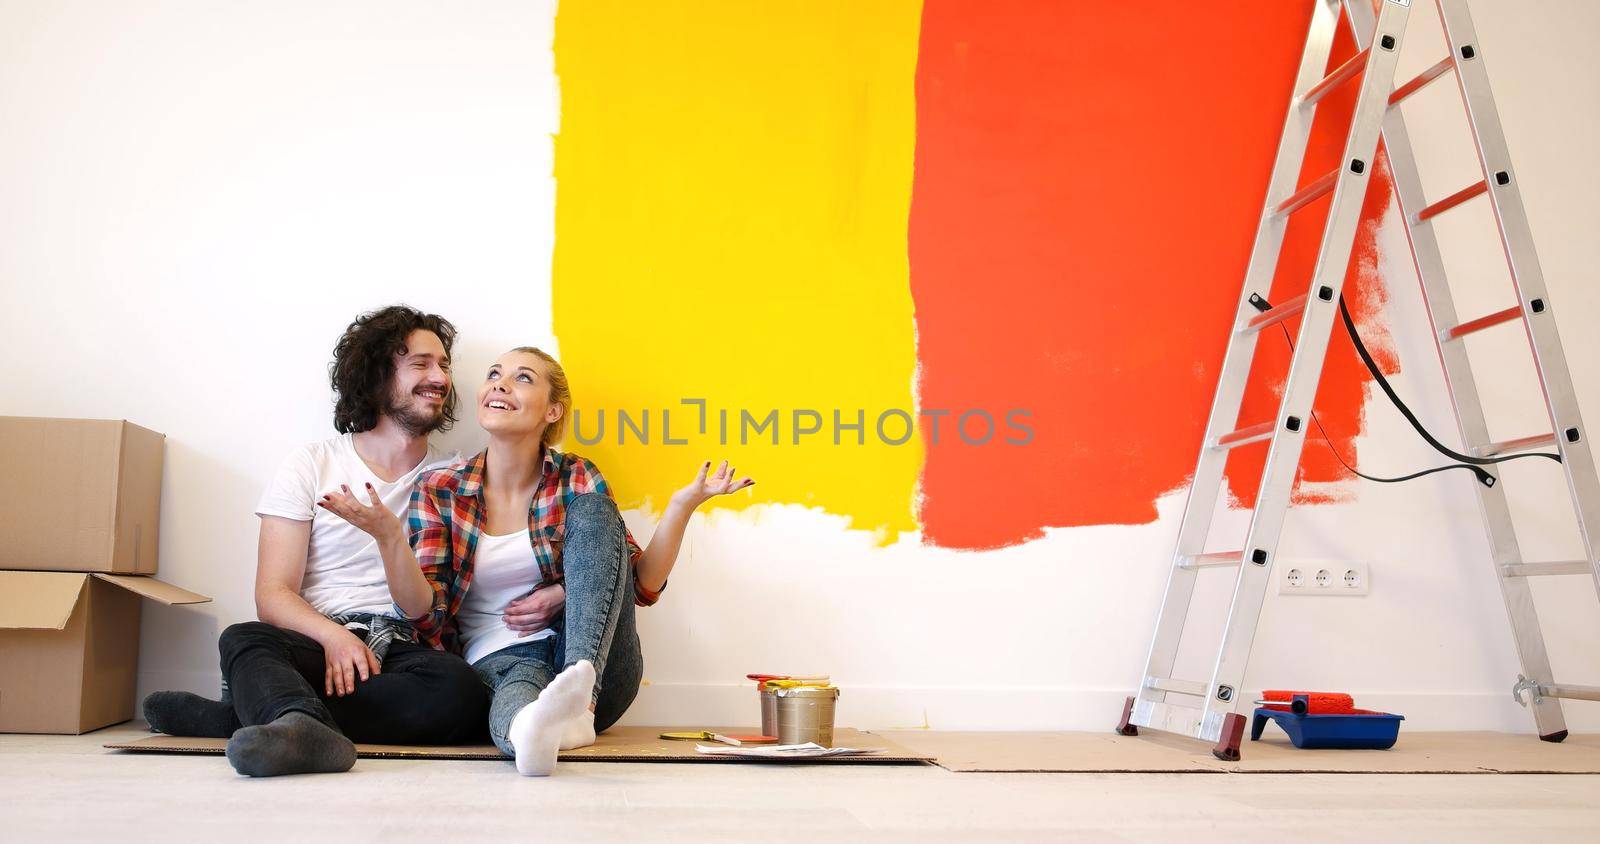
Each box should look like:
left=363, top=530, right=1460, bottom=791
left=1115, top=0, right=1600, bottom=760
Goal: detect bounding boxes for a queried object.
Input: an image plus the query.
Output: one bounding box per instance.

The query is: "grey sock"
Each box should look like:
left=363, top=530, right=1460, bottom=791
left=142, top=691, right=240, bottom=738
left=225, top=711, right=356, bottom=777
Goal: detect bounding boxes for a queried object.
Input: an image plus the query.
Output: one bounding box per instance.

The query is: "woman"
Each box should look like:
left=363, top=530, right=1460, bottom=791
left=319, top=345, right=752, bottom=775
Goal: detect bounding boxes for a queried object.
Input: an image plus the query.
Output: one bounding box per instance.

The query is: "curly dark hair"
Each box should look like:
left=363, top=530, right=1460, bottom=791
left=329, top=305, right=459, bottom=434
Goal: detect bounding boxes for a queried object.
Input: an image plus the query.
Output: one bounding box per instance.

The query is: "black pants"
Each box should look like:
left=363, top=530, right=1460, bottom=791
left=219, top=621, right=489, bottom=745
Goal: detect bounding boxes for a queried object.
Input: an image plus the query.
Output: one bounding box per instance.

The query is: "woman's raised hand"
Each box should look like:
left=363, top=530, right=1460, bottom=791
left=674, top=459, right=755, bottom=507
left=317, top=483, right=404, bottom=543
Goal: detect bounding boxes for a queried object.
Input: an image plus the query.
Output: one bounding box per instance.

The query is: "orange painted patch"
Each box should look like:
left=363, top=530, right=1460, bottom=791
left=910, top=2, right=1397, bottom=549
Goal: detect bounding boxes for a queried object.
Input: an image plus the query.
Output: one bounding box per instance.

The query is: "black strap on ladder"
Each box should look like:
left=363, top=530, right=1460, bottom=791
left=1250, top=292, right=1562, bottom=487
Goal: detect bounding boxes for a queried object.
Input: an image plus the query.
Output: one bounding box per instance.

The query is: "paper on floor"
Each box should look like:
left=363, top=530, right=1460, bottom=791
left=694, top=742, right=883, bottom=759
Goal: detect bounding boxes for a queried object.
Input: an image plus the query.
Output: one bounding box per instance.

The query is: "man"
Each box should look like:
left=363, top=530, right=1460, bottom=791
left=143, top=305, right=489, bottom=777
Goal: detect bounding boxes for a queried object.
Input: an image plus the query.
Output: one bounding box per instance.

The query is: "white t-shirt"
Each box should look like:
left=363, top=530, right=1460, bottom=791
left=255, top=433, right=459, bottom=618
left=457, top=527, right=554, bottom=665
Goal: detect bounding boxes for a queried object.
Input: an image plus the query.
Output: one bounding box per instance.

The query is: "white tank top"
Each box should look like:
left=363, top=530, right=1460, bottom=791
left=457, top=527, right=554, bottom=665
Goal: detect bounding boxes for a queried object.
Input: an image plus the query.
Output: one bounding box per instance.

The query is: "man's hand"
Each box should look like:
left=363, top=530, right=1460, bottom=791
left=319, top=626, right=381, bottom=697
left=503, top=583, right=565, bottom=636
left=317, top=483, right=404, bottom=544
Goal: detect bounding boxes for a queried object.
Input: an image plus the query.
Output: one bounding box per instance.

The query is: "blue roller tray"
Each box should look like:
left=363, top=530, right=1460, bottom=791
left=1251, top=698, right=1404, bottom=750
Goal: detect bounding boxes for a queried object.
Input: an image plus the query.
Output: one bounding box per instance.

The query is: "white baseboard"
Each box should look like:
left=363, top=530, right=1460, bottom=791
left=616, top=684, right=1593, bottom=734
left=140, top=670, right=1594, bottom=734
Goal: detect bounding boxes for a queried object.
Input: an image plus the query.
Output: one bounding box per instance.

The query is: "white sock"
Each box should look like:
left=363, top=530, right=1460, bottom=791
left=559, top=708, right=597, bottom=751
left=507, top=660, right=596, bottom=776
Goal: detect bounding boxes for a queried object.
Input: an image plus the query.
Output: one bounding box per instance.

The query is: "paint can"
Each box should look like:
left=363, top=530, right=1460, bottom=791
left=759, top=683, right=780, bottom=737
left=775, top=685, right=839, bottom=747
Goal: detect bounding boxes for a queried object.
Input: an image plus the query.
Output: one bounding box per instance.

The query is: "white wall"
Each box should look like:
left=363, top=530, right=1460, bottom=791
left=3, top=1, right=1598, bottom=735
left=0, top=0, right=564, bottom=706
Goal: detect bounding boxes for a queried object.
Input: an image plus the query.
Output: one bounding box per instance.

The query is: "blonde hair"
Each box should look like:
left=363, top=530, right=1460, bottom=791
left=509, top=346, right=571, bottom=448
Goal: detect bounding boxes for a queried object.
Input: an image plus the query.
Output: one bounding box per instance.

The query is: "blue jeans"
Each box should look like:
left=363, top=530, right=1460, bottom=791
left=472, top=492, right=644, bottom=755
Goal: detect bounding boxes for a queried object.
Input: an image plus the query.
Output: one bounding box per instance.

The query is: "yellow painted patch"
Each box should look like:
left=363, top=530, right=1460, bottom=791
left=552, top=1, right=924, bottom=542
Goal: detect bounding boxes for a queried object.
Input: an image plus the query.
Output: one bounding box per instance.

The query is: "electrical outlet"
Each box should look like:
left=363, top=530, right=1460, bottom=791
left=1279, top=560, right=1369, bottom=596
left=1339, top=562, right=1370, bottom=595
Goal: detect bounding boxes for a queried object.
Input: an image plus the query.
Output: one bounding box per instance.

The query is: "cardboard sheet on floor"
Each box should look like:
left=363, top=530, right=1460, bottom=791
left=105, top=725, right=934, bottom=764
left=872, top=730, right=1600, bottom=774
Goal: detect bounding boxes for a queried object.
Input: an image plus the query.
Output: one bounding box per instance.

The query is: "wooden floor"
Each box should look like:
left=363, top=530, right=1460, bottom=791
left=5, top=724, right=1600, bottom=842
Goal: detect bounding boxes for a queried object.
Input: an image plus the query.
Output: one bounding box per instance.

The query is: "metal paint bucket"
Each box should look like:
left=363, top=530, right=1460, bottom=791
left=775, top=685, right=839, bottom=746
left=759, top=684, right=780, bottom=737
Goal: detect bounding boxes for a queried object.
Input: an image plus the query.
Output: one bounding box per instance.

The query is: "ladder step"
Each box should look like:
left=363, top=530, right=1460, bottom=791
left=1476, top=432, right=1557, bottom=458
left=1211, top=421, right=1275, bottom=450
left=1301, top=47, right=1370, bottom=107
left=1129, top=698, right=1206, bottom=737
left=1389, top=56, right=1455, bottom=106
left=1145, top=677, right=1208, bottom=696
left=1178, top=552, right=1242, bottom=569
left=1275, top=168, right=1338, bottom=216
left=1502, top=560, right=1594, bottom=577
left=1417, top=179, right=1488, bottom=222
left=1242, top=293, right=1307, bottom=336
left=1443, top=305, right=1522, bottom=341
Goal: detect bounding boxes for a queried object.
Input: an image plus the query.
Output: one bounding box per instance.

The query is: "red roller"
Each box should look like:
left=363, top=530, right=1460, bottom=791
left=1261, top=689, right=1357, bottom=714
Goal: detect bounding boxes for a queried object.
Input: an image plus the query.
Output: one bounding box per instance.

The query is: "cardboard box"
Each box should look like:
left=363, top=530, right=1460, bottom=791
left=0, top=417, right=165, bottom=574
left=0, top=570, right=210, bottom=734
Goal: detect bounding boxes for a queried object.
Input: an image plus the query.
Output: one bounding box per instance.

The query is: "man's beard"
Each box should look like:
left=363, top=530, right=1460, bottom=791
left=385, top=388, right=448, bottom=437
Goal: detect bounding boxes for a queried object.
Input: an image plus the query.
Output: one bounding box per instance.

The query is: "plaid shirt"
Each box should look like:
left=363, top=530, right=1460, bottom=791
left=400, top=446, right=658, bottom=655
